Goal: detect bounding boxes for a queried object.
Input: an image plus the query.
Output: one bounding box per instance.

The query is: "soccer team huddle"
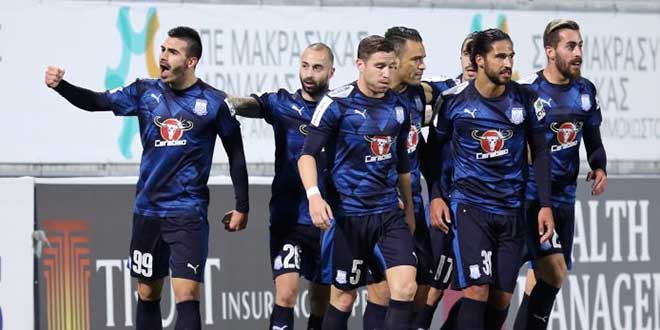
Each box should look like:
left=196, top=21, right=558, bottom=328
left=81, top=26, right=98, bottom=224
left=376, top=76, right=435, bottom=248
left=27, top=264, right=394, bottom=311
left=44, top=18, right=607, bottom=330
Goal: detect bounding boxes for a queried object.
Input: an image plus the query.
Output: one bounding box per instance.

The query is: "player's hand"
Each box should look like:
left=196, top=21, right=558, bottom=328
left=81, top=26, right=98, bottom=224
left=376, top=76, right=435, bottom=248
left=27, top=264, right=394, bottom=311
left=586, top=169, right=607, bottom=196
left=223, top=210, right=248, bottom=232
left=429, top=197, right=451, bottom=234
left=45, top=66, right=65, bottom=88
left=309, top=194, right=333, bottom=230
left=537, top=207, right=554, bottom=244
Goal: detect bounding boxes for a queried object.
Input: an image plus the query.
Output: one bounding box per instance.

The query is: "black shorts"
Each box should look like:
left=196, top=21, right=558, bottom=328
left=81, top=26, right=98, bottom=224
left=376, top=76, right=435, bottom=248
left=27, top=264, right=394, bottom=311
left=270, top=222, right=322, bottom=283
left=450, top=202, right=524, bottom=293
left=413, top=207, right=434, bottom=285
left=320, top=209, right=416, bottom=291
left=367, top=207, right=434, bottom=285
left=129, top=213, right=209, bottom=282
left=429, top=225, right=454, bottom=290
left=524, top=200, right=575, bottom=270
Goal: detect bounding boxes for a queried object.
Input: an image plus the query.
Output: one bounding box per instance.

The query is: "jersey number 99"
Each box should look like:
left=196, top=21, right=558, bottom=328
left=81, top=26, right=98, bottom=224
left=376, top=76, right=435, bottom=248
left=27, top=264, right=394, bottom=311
left=132, top=250, right=154, bottom=277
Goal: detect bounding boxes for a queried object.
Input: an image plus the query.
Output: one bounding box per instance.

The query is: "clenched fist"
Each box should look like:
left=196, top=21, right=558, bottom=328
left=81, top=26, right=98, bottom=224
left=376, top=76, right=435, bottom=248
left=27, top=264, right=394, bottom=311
left=45, top=66, right=65, bottom=88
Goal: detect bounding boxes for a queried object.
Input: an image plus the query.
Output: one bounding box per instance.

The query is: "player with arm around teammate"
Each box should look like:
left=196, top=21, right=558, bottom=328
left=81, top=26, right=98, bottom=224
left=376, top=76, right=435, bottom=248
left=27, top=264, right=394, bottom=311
left=228, top=43, right=336, bottom=330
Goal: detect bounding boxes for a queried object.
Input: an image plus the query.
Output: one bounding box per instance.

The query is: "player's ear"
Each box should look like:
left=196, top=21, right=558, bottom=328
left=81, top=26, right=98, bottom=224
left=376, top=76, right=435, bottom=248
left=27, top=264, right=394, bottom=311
left=545, top=45, right=555, bottom=62
left=187, top=57, right=199, bottom=69
left=329, top=67, right=336, bottom=79
left=356, top=58, right=365, bottom=73
left=476, top=53, right=484, bottom=69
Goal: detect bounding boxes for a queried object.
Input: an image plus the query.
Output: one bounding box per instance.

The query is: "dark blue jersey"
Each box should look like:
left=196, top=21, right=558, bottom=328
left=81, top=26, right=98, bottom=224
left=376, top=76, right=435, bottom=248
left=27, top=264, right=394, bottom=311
left=400, top=85, right=426, bottom=213
left=432, top=80, right=547, bottom=215
left=303, top=82, right=412, bottom=217
left=106, top=79, right=243, bottom=217
left=255, top=89, right=325, bottom=226
left=521, top=71, right=603, bottom=206
left=415, top=77, right=459, bottom=201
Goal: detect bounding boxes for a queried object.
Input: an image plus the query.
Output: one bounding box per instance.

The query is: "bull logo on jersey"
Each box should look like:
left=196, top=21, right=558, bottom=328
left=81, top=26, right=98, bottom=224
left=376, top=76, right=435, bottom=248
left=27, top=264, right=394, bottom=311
left=550, top=121, right=583, bottom=152
left=364, top=135, right=393, bottom=163
left=153, top=116, right=193, bottom=147
left=407, top=125, right=420, bottom=154
left=471, top=129, right=513, bottom=159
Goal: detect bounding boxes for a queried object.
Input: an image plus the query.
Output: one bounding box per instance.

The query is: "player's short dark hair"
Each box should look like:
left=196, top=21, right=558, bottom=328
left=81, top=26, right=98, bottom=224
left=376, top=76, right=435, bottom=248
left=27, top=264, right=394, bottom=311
left=384, top=26, right=423, bottom=56
left=357, top=35, right=395, bottom=61
left=470, top=28, right=512, bottom=69
left=306, top=42, right=335, bottom=65
left=543, top=19, right=580, bottom=48
left=167, top=26, right=202, bottom=60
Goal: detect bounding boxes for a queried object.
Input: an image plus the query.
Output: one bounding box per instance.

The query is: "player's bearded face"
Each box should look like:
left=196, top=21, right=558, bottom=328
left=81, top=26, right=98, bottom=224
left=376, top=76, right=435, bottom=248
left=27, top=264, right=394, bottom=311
left=397, top=40, right=426, bottom=85
left=553, top=30, right=583, bottom=80
left=299, top=49, right=333, bottom=98
left=360, top=52, right=396, bottom=94
left=159, top=37, right=191, bottom=84
left=482, top=40, right=514, bottom=85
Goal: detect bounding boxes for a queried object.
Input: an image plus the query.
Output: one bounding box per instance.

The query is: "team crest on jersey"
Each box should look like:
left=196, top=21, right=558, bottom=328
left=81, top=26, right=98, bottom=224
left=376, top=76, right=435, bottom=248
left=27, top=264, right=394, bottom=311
left=335, top=270, right=348, bottom=284
left=550, top=121, right=583, bottom=152
left=581, top=94, right=591, bottom=111
left=193, top=99, right=208, bottom=116
left=407, top=125, right=420, bottom=154
left=469, top=264, right=481, bottom=279
left=364, top=135, right=393, bottom=163
left=395, top=106, right=405, bottom=124
left=534, top=98, right=546, bottom=121
left=471, top=129, right=513, bottom=159
left=510, top=107, right=524, bottom=125
left=153, top=116, right=193, bottom=147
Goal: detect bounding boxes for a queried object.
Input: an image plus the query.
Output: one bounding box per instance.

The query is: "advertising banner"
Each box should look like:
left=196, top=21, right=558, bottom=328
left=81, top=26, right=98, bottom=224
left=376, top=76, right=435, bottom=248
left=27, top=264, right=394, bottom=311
left=1, top=4, right=658, bottom=162
left=34, top=177, right=660, bottom=329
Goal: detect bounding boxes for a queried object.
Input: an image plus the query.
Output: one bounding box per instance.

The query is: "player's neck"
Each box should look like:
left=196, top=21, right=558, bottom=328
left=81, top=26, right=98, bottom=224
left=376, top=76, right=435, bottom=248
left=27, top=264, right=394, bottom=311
left=542, top=65, right=570, bottom=85
left=168, top=72, right=198, bottom=91
left=474, top=75, right=505, bottom=99
left=301, top=90, right=321, bottom=102
left=357, top=78, right=385, bottom=98
left=390, top=76, right=408, bottom=93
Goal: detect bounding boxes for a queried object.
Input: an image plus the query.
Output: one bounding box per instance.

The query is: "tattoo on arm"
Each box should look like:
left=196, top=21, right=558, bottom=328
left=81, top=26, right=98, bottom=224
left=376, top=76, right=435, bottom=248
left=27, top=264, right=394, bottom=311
left=228, top=96, right=263, bottom=118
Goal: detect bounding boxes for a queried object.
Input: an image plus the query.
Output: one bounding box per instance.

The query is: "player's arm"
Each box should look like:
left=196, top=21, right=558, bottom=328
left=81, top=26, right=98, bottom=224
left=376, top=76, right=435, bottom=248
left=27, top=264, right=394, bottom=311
left=46, top=66, right=140, bottom=116
left=583, top=125, right=607, bottom=195
left=45, top=66, right=112, bottom=111
left=299, top=96, right=337, bottom=230
left=583, top=90, right=607, bottom=196
left=527, top=94, right=554, bottom=244
left=395, top=112, right=415, bottom=233
left=428, top=100, right=451, bottom=233
left=218, top=99, right=250, bottom=232
left=420, top=79, right=454, bottom=126
left=226, top=96, right=264, bottom=118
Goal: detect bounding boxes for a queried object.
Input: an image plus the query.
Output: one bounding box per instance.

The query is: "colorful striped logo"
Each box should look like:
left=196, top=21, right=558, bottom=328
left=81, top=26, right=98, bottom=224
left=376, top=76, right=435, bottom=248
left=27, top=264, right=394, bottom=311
left=108, top=7, right=160, bottom=160
left=42, top=220, right=91, bottom=330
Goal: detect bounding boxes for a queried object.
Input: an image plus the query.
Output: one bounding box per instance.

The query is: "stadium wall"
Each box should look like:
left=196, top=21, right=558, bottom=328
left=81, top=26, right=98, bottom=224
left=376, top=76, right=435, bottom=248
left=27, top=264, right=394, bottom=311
left=0, top=176, right=658, bottom=329
left=1, top=3, right=659, bottom=167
